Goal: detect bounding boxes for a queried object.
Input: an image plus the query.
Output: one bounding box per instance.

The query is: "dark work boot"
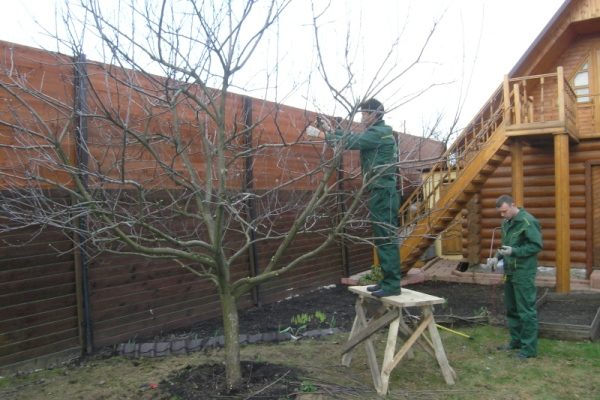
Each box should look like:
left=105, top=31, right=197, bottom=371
left=366, top=284, right=381, bottom=292
left=371, top=288, right=401, bottom=298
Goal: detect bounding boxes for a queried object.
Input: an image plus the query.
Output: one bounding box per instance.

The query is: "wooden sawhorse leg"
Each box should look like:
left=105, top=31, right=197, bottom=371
left=423, top=306, right=456, bottom=384
left=341, top=296, right=385, bottom=390
left=342, top=294, right=456, bottom=395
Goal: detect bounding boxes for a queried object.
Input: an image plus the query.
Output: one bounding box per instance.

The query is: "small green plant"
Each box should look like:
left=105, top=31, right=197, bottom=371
left=300, top=380, right=317, bottom=393
left=474, top=306, right=490, bottom=318
left=280, top=311, right=331, bottom=338
left=280, top=313, right=310, bottom=338
left=358, top=264, right=383, bottom=285
left=291, top=313, right=312, bottom=326
left=127, top=336, right=138, bottom=345
left=314, top=311, right=326, bottom=324
left=328, top=314, right=337, bottom=329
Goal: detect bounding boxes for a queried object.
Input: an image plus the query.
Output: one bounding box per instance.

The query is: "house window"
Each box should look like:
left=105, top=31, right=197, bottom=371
left=572, top=60, right=590, bottom=103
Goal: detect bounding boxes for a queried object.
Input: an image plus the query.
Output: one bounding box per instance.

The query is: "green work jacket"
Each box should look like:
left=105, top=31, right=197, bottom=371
left=496, top=208, right=543, bottom=275
left=325, top=120, right=397, bottom=190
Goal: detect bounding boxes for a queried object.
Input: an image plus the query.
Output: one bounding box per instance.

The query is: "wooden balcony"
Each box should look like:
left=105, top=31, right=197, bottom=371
left=503, top=67, right=579, bottom=141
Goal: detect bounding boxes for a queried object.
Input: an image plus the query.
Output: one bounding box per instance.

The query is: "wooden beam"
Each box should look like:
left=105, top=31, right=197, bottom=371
left=503, top=75, right=511, bottom=125
left=511, top=139, right=524, bottom=207
left=593, top=49, right=600, bottom=130
left=340, top=310, right=399, bottom=355
left=383, top=313, right=433, bottom=375
left=505, top=126, right=579, bottom=143
left=584, top=161, right=600, bottom=279
left=505, top=120, right=564, bottom=131
left=557, top=66, right=565, bottom=123
left=514, top=83, right=522, bottom=125
left=554, top=133, right=570, bottom=293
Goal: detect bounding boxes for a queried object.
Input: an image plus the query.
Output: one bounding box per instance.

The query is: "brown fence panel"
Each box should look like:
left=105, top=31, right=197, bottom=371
left=0, top=216, right=81, bottom=370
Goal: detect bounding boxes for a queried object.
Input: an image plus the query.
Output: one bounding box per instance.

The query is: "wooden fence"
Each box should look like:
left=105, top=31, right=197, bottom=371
left=0, top=40, right=387, bottom=371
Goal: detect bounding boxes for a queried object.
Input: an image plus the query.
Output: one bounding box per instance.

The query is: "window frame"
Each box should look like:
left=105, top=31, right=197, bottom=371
left=571, top=57, right=591, bottom=104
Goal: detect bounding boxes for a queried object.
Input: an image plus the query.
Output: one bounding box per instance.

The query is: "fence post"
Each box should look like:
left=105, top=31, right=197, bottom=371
left=73, top=52, right=94, bottom=355
left=242, top=96, right=260, bottom=306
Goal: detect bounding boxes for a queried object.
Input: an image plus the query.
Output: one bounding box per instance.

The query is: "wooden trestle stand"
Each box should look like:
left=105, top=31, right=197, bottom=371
left=341, top=286, right=456, bottom=395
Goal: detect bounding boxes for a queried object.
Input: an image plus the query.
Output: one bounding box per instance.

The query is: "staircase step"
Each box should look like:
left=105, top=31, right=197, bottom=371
left=433, top=224, right=446, bottom=232
left=479, top=165, right=496, bottom=175
left=418, top=240, right=432, bottom=249
left=498, top=144, right=511, bottom=153
left=471, top=177, right=484, bottom=184
left=488, top=154, right=506, bottom=164
left=463, top=184, right=480, bottom=194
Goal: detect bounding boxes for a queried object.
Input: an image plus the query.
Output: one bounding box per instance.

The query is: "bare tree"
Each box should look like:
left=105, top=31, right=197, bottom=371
left=0, top=0, right=452, bottom=391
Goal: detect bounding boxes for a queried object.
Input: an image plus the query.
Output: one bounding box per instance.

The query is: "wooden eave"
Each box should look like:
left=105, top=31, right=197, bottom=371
left=510, top=1, right=600, bottom=78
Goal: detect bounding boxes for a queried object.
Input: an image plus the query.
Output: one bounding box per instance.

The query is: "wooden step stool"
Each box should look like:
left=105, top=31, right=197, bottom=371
left=341, top=286, right=457, bottom=396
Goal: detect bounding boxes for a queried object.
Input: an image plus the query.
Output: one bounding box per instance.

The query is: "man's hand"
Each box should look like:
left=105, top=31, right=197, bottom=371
left=486, top=257, right=498, bottom=271
left=498, top=245, right=513, bottom=256
left=316, top=115, right=332, bottom=132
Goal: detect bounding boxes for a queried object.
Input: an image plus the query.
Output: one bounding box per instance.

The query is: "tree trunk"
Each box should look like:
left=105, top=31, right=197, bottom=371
left=220, top=289, right=242, bottom=390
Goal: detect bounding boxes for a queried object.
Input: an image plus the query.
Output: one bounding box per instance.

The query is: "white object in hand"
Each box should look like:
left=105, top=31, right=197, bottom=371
left=498, top=245, right=513, bottom=256
left=306, top=126, right=321, bottom=137
left=486, top=257, right=498, bottom=270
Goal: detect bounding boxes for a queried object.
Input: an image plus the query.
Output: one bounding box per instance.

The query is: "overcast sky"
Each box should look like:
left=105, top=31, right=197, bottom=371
left=1, top=0, right=565, bottom=137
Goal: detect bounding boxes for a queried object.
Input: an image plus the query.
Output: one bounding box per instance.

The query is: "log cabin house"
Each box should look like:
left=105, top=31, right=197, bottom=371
left=398, top=0, right=600, bottom=293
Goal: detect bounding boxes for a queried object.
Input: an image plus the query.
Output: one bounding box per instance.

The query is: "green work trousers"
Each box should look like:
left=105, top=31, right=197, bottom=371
left=504, top=271, right=538, bottom=357
left=369, top=187, right=401, bottom=292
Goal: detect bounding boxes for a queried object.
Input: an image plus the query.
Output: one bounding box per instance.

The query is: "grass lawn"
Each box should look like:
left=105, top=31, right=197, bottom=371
left=0, top=324, right=598, bottom=399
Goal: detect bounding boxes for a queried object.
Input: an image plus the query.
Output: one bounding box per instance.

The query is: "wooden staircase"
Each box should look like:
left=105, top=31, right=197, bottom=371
left=398, top=91, right=509, bottom=271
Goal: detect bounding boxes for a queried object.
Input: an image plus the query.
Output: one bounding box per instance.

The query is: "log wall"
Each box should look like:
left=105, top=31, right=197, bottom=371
left=477, top=138, right=600, bottom=268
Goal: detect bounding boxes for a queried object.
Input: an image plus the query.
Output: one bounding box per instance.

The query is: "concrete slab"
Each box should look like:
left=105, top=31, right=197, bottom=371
left=591, top=270, right=600, bottom=290
left=342, top=258, right=600, bottom=292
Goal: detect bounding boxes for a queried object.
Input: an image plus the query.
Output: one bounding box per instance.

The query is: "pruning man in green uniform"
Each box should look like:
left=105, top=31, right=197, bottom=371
left=318, top=99, right=401, bottom=297
left=487, top=194, right=543, bottom=359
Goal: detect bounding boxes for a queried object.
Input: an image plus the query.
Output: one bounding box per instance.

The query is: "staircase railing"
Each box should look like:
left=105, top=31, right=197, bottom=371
left=398, top=85, right=505, bottom=227
left=397, top=66, right=578, bottom=246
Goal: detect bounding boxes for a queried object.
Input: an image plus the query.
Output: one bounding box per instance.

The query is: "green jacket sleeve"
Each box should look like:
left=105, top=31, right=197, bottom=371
left=325, top=125, right=392, bottom=150
left=496, top=214, right=543, bottom=260
left=512, top=219, right=543, bottom=258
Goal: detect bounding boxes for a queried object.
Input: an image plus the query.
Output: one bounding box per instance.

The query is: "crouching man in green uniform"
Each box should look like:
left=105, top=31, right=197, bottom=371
left=488, top=194, right=543, bottom=359
left=320, top=99, right=401, bottom=297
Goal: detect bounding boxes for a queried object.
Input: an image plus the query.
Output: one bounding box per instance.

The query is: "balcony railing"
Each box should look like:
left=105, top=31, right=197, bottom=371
left=503, top=66, right=578, bottom=139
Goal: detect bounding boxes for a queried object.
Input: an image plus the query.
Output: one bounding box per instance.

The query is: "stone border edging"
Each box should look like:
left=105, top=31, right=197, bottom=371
left=116, top=327, right=343, bottom=358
